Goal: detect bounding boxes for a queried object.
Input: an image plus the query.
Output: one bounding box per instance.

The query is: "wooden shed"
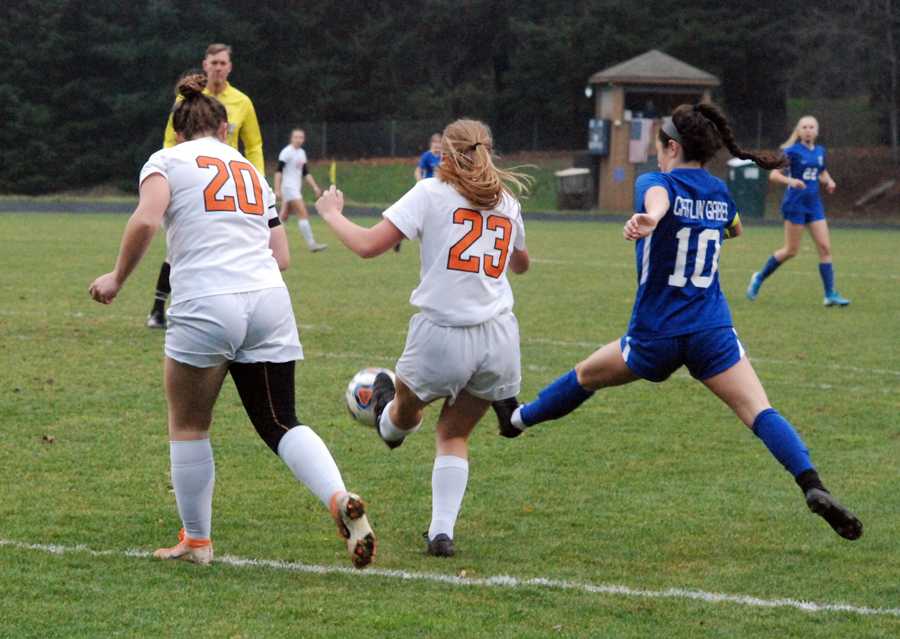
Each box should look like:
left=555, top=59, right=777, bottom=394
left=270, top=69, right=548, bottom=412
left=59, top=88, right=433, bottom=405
left=587, top=50, right=720, bottom=211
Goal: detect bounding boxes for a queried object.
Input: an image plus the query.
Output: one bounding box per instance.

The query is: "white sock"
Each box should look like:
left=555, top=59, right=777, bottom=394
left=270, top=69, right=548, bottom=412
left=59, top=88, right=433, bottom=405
left=428, top=455, right=469, bottom=540
left=277, top=425, right=346, bottom=507
left=298, top=219, right=316, bottom=246
left=170, top=439, right=215, bottom=540
left=378, top=399, right=421, bottom=443
left=511, top=407, right=525, bottom=430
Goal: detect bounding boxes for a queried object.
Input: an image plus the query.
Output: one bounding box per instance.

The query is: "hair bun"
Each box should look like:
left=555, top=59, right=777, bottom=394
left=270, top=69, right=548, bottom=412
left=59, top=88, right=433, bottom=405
left=177, top=74, right=207, bottom=99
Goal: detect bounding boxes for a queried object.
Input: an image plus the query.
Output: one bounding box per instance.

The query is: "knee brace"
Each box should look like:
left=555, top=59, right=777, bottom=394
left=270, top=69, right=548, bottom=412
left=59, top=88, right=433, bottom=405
left=229, top=361, right=299, bottom=454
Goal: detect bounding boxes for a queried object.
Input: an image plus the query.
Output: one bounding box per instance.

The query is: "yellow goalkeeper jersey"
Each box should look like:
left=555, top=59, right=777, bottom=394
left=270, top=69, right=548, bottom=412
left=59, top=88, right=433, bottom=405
left=163, top=82, right=264, bottom=174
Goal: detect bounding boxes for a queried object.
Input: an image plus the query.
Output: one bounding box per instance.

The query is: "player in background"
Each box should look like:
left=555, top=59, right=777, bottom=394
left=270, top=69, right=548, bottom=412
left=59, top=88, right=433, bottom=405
left=275, top=128, right=326, bottom=252
left=90, top=74, right=375, bottom=568
left=147, top=43, right=266, bottom=329
left=316, top=119, right=530, bottom=557
left=389, top=133, right=443, bottom=254
left=415, top=133, right=442, bottom=181
left=747, top=116, right=849, bottom=306
left=493, top=104, right=862, bottom=542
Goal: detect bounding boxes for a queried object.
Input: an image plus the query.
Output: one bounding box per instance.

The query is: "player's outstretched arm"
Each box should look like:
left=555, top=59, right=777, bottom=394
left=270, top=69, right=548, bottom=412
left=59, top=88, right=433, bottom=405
left=89, top=174, right=169, bottom=304
left=315, top=186, right=405, bottom=258
left=624, top=186, right=669, bottom=241
left=769, top=169, right=805, bottom=190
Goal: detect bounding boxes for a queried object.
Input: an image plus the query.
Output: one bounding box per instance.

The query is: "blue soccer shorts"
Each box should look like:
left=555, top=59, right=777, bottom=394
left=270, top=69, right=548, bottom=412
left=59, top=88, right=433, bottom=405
left=619, top=327, right=746, bottom=383
left=782, top=201, right=825, bottom=225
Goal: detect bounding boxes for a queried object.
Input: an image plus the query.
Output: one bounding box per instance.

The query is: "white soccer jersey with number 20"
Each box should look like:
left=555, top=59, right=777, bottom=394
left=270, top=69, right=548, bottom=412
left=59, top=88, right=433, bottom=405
left=140, top=137, right=283, bottom=305
left=383, top=178, right=526, bottom=327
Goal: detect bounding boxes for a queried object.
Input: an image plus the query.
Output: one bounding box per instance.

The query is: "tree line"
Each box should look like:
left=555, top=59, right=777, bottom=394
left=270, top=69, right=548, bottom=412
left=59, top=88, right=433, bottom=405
left=0, top=0, right=896, bottom=194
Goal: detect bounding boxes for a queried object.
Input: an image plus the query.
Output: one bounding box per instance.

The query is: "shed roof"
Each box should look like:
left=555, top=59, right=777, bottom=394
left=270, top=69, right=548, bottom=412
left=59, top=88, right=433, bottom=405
left=589, top=49, right=719, bottom=87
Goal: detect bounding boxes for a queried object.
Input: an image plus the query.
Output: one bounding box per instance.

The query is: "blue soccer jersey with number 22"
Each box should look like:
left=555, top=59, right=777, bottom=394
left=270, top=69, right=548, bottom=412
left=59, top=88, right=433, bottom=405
left=781, top=142, right=826, bottom=215
left=628, top=169, right=739, bottom=338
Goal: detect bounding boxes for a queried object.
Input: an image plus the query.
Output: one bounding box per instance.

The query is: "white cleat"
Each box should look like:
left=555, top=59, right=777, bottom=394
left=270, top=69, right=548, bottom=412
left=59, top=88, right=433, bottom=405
left=153, top=528, right=213, bottom=565
left=308, top=242, right=328, bottom=253
left=330, top=491, right=376, bottom=569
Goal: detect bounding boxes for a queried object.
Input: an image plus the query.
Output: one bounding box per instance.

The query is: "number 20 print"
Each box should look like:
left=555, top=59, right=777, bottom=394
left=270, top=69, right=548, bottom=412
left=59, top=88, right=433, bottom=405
left=197, top=156, right=264, bottom=215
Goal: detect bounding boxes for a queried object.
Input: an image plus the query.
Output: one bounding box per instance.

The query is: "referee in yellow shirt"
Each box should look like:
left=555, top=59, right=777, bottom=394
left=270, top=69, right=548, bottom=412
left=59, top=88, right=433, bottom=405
left=147, top=43, right=265, bottom=328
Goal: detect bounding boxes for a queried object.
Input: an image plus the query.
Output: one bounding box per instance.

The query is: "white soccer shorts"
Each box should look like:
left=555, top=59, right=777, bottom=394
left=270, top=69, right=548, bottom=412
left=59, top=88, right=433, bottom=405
left=396, top=312, right=521, bottom=404
left=281, top=186, right=302, bottom=203
left=165, top=287, right=303, bottom=368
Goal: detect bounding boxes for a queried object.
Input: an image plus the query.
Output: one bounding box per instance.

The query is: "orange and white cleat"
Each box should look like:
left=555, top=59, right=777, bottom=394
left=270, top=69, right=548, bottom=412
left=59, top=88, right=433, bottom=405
left=153, top=528, right=213, bottom=565
left=330, top=491, right=376, bottom=569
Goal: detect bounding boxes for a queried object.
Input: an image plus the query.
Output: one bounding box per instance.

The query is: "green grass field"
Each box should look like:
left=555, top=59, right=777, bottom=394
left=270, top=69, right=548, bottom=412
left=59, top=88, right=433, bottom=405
left=1, top=213, right=899, bottom=638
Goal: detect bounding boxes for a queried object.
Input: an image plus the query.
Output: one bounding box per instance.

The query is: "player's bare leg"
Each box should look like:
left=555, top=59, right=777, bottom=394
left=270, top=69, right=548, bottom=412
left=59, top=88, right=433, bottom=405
left=703, top=356, right=862, bottom=540
left=496, top=340, right=637, bottom=437
left=154, top=358, right=228, bottom=565
left=574, top=340, right=640, bottom=391
left=773, top=221, right=804, bottom=264
left=748, top=222, right=803, bottom=300
left=426, top=390, right=489, bottom=556
left=292, top=199, right=327, bottom=252
left=372, top=375, right=427, bottom=449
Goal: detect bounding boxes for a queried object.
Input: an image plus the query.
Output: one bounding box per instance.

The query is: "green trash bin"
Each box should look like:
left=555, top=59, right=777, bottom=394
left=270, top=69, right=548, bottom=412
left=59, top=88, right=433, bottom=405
left=727, top=158, right=767, bottom=218
left=554, top=167, right=593, bottom=210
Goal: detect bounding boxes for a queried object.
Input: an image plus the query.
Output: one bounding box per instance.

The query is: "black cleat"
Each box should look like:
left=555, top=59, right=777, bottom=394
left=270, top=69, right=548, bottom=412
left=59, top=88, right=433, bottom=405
left=393, top=241, right=402, bottom=253
left=492, top=397, right=524, bottom=438
left=372, top=372, right=401, bottom=449
left=423, top=532, right=455, bottom=557
left=805, top=488, right=863, bottom=540
left=146, top=309, right=166, bottom=329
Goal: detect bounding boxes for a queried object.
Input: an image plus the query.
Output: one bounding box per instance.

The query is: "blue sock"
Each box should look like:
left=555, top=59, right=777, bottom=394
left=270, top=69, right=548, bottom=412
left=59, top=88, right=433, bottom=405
left=519, top=369, right=594, bottom=427
left=752, top=408, right=814, bottom=477
left=758, top=255, right=781, bottom=281
left=818, top=262, right=834, bottom=295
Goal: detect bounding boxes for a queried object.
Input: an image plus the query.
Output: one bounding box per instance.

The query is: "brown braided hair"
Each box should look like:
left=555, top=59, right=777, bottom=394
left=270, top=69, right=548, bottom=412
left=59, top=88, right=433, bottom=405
left=170, top=72, right=228, bottom=140
left=661, top=103, right=786, bottom=170
left=437, top=119, right=532, bottom=210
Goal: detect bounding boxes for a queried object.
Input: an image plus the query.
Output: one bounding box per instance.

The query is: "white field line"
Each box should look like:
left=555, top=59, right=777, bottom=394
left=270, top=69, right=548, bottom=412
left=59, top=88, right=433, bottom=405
left=0, top=309, right=332, bottom=333
left=3, top=309, right=897, bottom=380
left=528, top=257, right=900, bottom=280
left=1, top=538, right=897, bottom=619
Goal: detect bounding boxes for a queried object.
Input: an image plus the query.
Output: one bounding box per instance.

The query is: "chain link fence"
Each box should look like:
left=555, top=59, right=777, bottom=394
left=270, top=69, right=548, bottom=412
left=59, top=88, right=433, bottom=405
left=264, top=100, right=892, bottom=162
left=262, top=118, right=581, bottom=161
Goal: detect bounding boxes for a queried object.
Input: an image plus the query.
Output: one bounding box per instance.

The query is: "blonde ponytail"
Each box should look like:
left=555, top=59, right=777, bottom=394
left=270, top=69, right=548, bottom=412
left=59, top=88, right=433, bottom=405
left=437, top=119, right=532, bottom=210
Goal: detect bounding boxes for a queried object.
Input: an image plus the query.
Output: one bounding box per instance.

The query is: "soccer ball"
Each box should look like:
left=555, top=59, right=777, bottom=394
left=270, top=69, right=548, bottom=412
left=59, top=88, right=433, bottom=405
left=345, top=367, right=395, bottom=427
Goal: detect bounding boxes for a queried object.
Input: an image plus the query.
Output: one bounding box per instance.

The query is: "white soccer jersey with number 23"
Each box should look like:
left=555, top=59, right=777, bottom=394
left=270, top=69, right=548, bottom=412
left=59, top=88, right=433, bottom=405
left=140, top=137, right=283, bottom=304
left=383, top=178, right=526, bottom=326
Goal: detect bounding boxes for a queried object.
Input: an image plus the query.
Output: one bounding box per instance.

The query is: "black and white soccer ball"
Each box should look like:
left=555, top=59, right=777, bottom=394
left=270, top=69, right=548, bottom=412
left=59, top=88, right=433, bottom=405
left=345, top=367, right=395, bottom=427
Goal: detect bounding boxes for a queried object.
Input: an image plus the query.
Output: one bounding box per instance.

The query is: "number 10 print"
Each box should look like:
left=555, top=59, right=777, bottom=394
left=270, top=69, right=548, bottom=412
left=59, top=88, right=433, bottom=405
left=667, top=227, right=721, bottom=289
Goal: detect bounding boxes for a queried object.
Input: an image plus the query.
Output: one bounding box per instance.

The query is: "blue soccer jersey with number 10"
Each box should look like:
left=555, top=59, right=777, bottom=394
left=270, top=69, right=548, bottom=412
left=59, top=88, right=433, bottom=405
left=628, top=168, right=739, bottom=339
